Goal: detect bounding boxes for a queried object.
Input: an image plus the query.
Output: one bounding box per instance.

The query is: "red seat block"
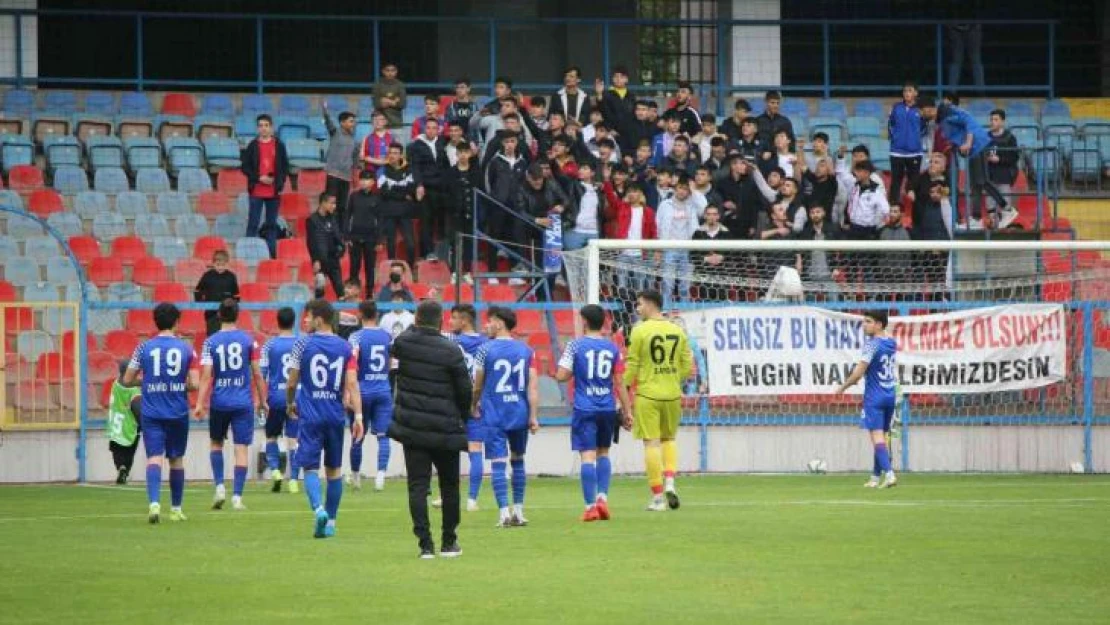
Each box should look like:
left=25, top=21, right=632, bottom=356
left=280, top=193, right=310, bottom=221
left=104, top=329, right=140, bottom=360
left=132, top=257, right=168, bottom=287
left=161, top=92, right=197, bottom=117
left=29, top=189, right=64, bottom=218
left=110, top=236, right=148, bottom=264
left=239, top=282, right=271, bottom=302
left=276, top=238, right=310, bottom=269
left=256, top=259, right=289, bottom=286
left=8, top=165, right=44, bottom=191
left=125, top=309, right=157, bottom=336
left=193, top=235, right=228, bottom=260
left=217, top=169, right=248, bottom=195
left=196, top=191, right=230, bottom=218
left=36, top=351, right=76, bottom=382
left=297, top=170, right=327, bottom=195
left=67, top=235, right=101, bottom=265
left=152, top=283, right=188, bottom=302
left=87, top=257, right=125, bottom=286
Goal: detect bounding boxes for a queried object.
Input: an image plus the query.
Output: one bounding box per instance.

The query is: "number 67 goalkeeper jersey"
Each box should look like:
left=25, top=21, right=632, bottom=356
left=623, top=318, right=693, bottom=401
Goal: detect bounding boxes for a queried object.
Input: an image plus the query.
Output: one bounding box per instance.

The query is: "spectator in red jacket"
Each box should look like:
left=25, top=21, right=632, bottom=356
left=602, top=180, right=657, bottom=330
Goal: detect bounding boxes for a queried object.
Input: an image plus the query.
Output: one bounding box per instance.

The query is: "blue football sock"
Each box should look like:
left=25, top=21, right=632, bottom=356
left=596, top=456, right=612, bottom=496
left=146, top=464, right=161, bottom=504
left=376, top=436, right=390, bottom=472
left=304, top=471, right=322, bottom=511
left=169, top=468, right=184, bottom=507
left=580, top=462, right=597, bottom=506
left=875, top=442, right=892, bottom=473
left=265, top=441, right=280, bottom=471
left=873, top=452, right=881, bottom=477
left=233, top=465, right=247, bottom=497
left=349, top=438, right=363, bottom=474
left=468, top=450, right=484, bottom=500
left=490, top=461, right=509, bottom=508
left=210, top=450, right=224, bottom=486
left=289, top=446, right=300, bottom=480
left=325, top=478, right=343, bottom=520
left=511, top=458, right=526, bottom=505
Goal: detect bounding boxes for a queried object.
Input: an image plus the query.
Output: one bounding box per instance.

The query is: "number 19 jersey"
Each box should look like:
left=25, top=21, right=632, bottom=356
left=128, top=336, right=197, bottom=420
left=259, top=335, right=297, bottom=411
left=475, top=338, right=533, bottom=431
left=291, top=333, right=356, bottom=423
left=448, top=332, right=489, bottom=381
left=559, top=336, right=624, bottom=414
left=200, top=329, right=258, bottom=412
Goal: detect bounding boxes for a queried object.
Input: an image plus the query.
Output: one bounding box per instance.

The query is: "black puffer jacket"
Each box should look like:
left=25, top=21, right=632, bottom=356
left=388, top=325, right=472, bottom=451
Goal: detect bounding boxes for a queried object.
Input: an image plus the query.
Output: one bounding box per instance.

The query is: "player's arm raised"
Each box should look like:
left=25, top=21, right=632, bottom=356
left=527, top=361, right=540, bottom=434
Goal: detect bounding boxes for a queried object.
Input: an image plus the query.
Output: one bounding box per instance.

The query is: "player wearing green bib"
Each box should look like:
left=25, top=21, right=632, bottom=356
left=107, top=362, right=143, bottom=484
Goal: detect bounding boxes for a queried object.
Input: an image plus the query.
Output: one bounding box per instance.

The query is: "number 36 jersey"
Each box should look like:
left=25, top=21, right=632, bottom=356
left=861, top=336, right=898, bottom=407
left=290, top=334, right=357, bottom=423
left=475, top=337, right=533, bottom=431
left=559, top=336, right=624, bottom=414
left=624, top=318, right=693, bottom=402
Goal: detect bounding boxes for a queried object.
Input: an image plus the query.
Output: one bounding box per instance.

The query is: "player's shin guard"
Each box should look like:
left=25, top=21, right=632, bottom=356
left=376, top=436, right=390, bottom=472
left=304, top=471, right=323, bottom=511
left=288, top=445, right=300, bottom=480
left=146, top=464, right=162, bottom=504
left=169, top=468, right=185, bottom=507
left=233, top=466, right=247, bottom=497
left=874, top=442, right=892, bottom=473
left=265, top=441, right=280, bottom=471
left=349, top=438, right=363, bottom=475
left=662, top=440, right=678, bottom=481
left=490, top=461, right=509, bottom=508
left=596, top=456, right=612, bottom=497
left=325, top=478, right=343, bottom=520
left=510, top=459, right=526, bottom=505
left=580, top=462, right=597, bottom=506
left=644, top=445, right=664, bottom=495
left=468, top=451, right=484, bottom=500
left=210, top=450, right=225, bottom=486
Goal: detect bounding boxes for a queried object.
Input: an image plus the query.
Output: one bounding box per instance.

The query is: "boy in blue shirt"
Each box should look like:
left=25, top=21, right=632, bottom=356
left=122, top=303, right=200, bottom=524
left=287, top=299, right=364, bottom=538
left=447, top=304, right=490, bottom=512
left=472, top=307, right=539, bottom=527
left=887, top=80, right=925, bottom=205
left=260, top=307, right=300, bottom=494
left=348, top=300, right=395, bottom=492
left=836, top=310, right=899, bottom=489
left=194, top=299, right=266, bottom=511
left=556, top=305, right=633, bottom=522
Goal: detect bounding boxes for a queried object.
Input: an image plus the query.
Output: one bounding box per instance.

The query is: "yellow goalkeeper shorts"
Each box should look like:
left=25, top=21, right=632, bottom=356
left=633, top=396, right=682, bottom=440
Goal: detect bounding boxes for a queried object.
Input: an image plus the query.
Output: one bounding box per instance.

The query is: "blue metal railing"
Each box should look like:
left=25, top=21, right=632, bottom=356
left=0, top=10, right=1058, bottom=115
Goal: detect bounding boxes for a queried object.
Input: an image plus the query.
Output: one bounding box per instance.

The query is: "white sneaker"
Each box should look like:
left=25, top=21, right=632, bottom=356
left=212, top=484, right=227, bottom=510
left=995, top=207, right=1019, bottom=230
left=148, top=502, right=161, bottom=524
left=344, top=473, right=353, bottom=486
left=231, top=496, right=247, bottom=511
left=487, top=278, right=500, bottom=285
left=463, top=273, right=474, bottom=285
left=352, top=473, right=362, bottom=491
left=374, top=472, right=385, bottom=492
left=466, top=498, right=480, bottom=512
left=495, top=509, right=512, bottom=528
left=646, top=497, right=667, bottom=512
left=863, top=477, right=880, bottom=488
left=431, top=498, right=443, bottom=508
left=511, top=504, right=528, bottom=527
left=963, top=218, right=985, bottom=231
left=879, top=472, right=898, bottom=489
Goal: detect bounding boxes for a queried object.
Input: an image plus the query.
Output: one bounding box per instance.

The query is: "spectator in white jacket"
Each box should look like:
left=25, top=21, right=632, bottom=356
left=655, top=175, right=705, bottom=309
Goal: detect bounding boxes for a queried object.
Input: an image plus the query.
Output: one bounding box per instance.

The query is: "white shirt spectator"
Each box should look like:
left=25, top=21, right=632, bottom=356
left=574, top=184, right=600, bottom=234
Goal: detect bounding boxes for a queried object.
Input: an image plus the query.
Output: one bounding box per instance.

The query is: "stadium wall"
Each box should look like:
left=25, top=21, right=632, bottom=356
left=3, top=427, right=1108, bottom=483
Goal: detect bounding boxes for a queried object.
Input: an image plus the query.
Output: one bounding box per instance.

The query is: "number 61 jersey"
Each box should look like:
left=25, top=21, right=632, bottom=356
left=290, top=333, right=357, bottom=423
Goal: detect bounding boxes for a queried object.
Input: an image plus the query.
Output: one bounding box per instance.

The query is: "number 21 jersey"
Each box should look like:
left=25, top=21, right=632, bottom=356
left=475, top=338, right=533, bottom=431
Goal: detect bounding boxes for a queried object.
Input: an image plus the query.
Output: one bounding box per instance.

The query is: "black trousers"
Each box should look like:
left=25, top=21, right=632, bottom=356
left=968, top=152, right=1009, bottom=218
left=348, top=238, right=377, bottom=295
left=110, top=399, right=142, bottom=472
left=382, top=218, right=416, bottom=267
left=316, top=259, right=344, bottom=299
left=402, top=444, right=460, bottom=550
left=326, top=176, right=351, bottom=233
left=888, top=155, right=922, bottom=204
left=420, top=188, right=451, bottom=259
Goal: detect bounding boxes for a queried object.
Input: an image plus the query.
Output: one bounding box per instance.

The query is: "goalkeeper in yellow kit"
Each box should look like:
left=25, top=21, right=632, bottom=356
left=623, top=290, right=693, bottom=512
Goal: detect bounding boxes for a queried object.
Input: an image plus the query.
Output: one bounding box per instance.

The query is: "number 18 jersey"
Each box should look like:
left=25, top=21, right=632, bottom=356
left=200, top=329, right=258, bottom=411
left=291, top=333, right=356, bottom=423
left=559, top=336, right=624, bottom=414
left=475, top=337, right=533, bottom=431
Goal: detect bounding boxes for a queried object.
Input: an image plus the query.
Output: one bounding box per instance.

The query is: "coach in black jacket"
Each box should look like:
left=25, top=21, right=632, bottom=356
left=388, top=300, right=472, bottom=558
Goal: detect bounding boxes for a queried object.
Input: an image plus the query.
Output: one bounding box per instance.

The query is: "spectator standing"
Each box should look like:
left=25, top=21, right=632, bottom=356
left=986, top=109, right=1020, bottom=229
left=756, top=91, right=796, bottom=151
left=624, top=101, right=662, bottom=164
left=655, top=175, right=703, bottom=308
left=719, top=99, right=752, bottom=143
left=513, top=164, right=569, bottom=281
left=307, top=193, right=345, bottom=298
left=449, top=140, right=481, bottom=282
left=733, top=116, right=772, bottom=167
left=888, top=81, right=925, bottom=205
left=663, top=136, right=699, bottom=178
left=373, top=62, right=407, bottom=129
left=947, top=24, right=985, bottom=94
left=388, top=299, right=472, bottom=559
left=595, top=67, right=636, bottom=153
left=377, top=144, right=418, bottom=267
left=550, top=66, right=590, bottom=126
left=691, top=114, right=721, bottom=163
left=379, top=293, right=416, bottom=339
left=794, top=204, right=842, bottom=301
left=346, top=171, right=382, bottom=295
left=804, top=132, right=834, bottom=173
left=480, top=76, right=515, bottom=115
left=411, top=95, right=445, bottom=141
left=651, top=112, right=682, bottom=168
left=666, top=81, right=702, bottom=137
left=691, top=204, right=733, bottom=300
left=242, top=114, right=289, bottom=259
left=376, top=261, right=415, bottom=303
left=445, top=78, right=478, bottom=135
left=194, top=249, right=240, bottom=337
left=481, top=131, right=527, bottom=282
left=322, top=103, right=359, bottom=229
left=714, top=156, right=765, bottom=239
left=360, top=110, right=394, bottom=176
left=562, top=161, right=606, bottom=251
left=408, top=119, right=451, bottom=260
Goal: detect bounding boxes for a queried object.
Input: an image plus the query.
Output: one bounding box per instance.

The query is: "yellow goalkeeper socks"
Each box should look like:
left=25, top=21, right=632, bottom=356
left=645, top=445, right=664, bottom=495
left=662, top=440, right=678, bottom=479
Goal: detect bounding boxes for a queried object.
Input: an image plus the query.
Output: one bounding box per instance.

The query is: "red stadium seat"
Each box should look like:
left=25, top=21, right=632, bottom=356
left=196, top=191, right=230, bottom=218
left=28, top=189, right=64, bottom=218
left=178, top=310, right=206, bottom=336
left=442, top=283, right=474, bottom=302
left=258, top=309, right=282, bottom=336
left=161, top=92, right=197, bottom=117
left=415, top=259, right=450, bottom=287
left=133, top=257, right=169, bottom=287
left=483, top=284, right=517, bottom=302
left=67, top=235, right=102, bottom=265
left=126, top=309, right=157, bottom=336
left=152, top=282, right=188, bottom=302
left=88, top=350, right=119, bottom=384
left=237, top=310, right=257, bottom=333
left=36, top=351, right=75, bottom=382
left=239, top=282, right=271, bottom=302
left=0, top=280, right=32, bottom=333
left=297, top=170, right=327, bottom=195
left=553, top=309, right=575, bottom=335
left=193, top=235, right=228, bottom=260
left=280, top=192, right=311, bottom=221
left=174, top=258, right=207, bottom=285
left=8, top=165, right=44, bottom=191
left=110, top=235, right=148, bottom=264
left=104, top=329, right=140, bottom=360
left=515, top=309, right=544, bottom=335
left=217, top=169, right=248, bottom=195
left=14, top=379, right=56, bottom=410
left=256, top=259, right=290, bottom=286
left=61, top=330, right=98, bottom=354
left=276, top=238, right=310, bottom=269
left=87, top=257, right=125, bottom=286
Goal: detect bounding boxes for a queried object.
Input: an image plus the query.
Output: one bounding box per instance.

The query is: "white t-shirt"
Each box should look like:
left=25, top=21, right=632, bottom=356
left=574, top=184, right=600, bottom=234
left=379, top=311, right=415, bottom=338
left=624, top=206, right=644, bottom=258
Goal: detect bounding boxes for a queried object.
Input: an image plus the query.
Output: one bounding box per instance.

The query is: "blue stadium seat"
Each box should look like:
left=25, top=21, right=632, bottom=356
left=0, top=235, right=16, bottom=258
left=115, top=191, right=150, bottom=218
left=46, top=212, right=83, bottom=239
left=853, top=99, right=884, bottom=118
left=94, top=167, right=129, bottom=194
left=203, top=137, right=242, bottom=170
left=1071, top=148, right=1102, bottom=183
left=134, top=213, right=171, bottom=238
left=92, top=212, right=128, bottom=240
left=25, top=235, right=60, bottom=265
left=84, top=92, right=116, bottom=116
left=1042, top=118, right=1077, bottom=159
left=277, top=116, right=311, bottom=142
left=1, top=135, right=34, bottom=172
left=1031, top=148, right=1061, bottom=185
left=235, top=237, right=271, bottom=266
left=1005, top=100, right=1035, bottom=118
left=309, top=117, right=329, bottom=141
left=152, top=237, right=189, bottom=267
left=356, top=97, right=375, bottom=118
left=287, top=139, right=324, bottom=171
left=120, top=92, right=154, bottom=118
left=87, top=135, right=125, bottom=171
left=1041, top=100, right=1071, bottom=119
left=177, top=168, right=212, bottom=194
left=967, top=100, right=996, bottom=119
left=23, top=281, right=59, bottom=304
left=46, top=256, right=79, bottom=284
left=43, top=91, right=78, bottom=116
left=809, top=116, right=846, bottom=138
left=44, top=135, right=82, bottom=170
left=4, top=255, right=41, bottom=287
left=354, top=120, right=372, bottom=147
left=279, top=95, right=311, bottom=116
left=869, top=143, right=891, bottom=171
left=104, top=281, right=143, bottom=302
left=156, top=191, right=191, bottom=217
left=242, top=94, right=274, bottom=117
left=3, top=89, right=34, bottom=117
left=74, top=190, right=107, bottom=219
left=234, top=114, right=259, bottom=147
left=53, top=166, right=90, bottom=194
left=277, top=282, right=312, bottom=303
left=846, top=116, right=882, bottom=139
left=125, top=137, right=163, bottom=171
left=173, top=213, right=210, bottom=239
left=16, top=330, right=55, bottom=364
left=6, top=212, right=43, bottom=239
left=1078, top=118, right=1110, bottom=137
left=1010, top=124, right=1040, bottom=148
left=781, top=99, right=809, bottom=119
left=816, top=99, right=847, bottom=118
left=201, top=94, right=235, bottom=117
left=234, top=193, right=250, bottom=216
left=324, top=95, right=351, bottom=114
left=136, top=168, right=171, bottom=193
left=214, top=213, right=247, bottom=241
left=164, top=137, right=204, bottom=174
left=0, top=189, right=24, bottom=211
left=80, top=283, right=121, bottom=334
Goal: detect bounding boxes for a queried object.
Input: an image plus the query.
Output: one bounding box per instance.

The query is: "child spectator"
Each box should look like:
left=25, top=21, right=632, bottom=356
left=411, top=95, right=445, bottom=140
left=445, top=78, right=478, bottom=135
left=888, top=80, right=925, bottom=205
left=360, top=110, right=393, bottom=176
left=986, top=109, right=1020, bottom=229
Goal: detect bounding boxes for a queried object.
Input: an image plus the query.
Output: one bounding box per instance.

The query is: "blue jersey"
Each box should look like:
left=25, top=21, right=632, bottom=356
left=475, top=338, right=533, bottom=431
left=349, top=326, right=393, bottom=397
left=200, top=329, right=258, bottom=412
left=129, top=335, right=196, bottom=420
left=559, top=336, right=623, bottom=413
left=291, top=333, right=356, bottom=423
left=861, top=336, right=898, bottom=406
left=448, top=331, right=489, bottom=381
left=259, top=335, right=297, bottom=410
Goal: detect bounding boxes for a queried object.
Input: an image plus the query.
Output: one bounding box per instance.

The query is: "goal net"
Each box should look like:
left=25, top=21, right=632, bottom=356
left=563, top=239, right=1110, bottom=471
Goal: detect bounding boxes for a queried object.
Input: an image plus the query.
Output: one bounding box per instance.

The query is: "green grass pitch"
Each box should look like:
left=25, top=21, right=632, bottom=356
left=1, top=474, right=1108, bottom=624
